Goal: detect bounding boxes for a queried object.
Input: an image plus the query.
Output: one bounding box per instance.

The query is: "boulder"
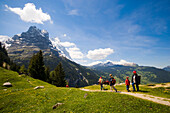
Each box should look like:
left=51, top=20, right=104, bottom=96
left=3, top=82, right=12, bottom=87
left=34, top=86, right=44, bottom=89
left=53, top=103, right=64, bottom=109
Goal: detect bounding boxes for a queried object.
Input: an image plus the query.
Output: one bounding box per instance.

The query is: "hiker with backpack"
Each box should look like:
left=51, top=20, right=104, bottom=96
left=131, top=71, right=140, bottom=91
left=109, top=74, right=117, bottom=92
left=125, top=76, right=130, bottom=92
left=98, top=77, right=104, bottom=90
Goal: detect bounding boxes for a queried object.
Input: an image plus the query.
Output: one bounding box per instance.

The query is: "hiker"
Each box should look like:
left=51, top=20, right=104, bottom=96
left=131, top=71, right=139, bottom=91
left=125, top=76, right=130, bottom=92
left=109, top=74, right=117, bottom=92
left=98, top=77, right=104, bottom=90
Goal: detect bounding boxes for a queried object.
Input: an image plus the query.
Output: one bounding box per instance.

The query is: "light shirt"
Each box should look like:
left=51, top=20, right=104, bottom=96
left=99, top=78, right=103, bottom=83
left=133, top=76, right=136, bottom=83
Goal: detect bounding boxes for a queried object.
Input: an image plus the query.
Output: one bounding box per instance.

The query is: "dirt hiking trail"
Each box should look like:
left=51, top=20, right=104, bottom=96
left=80, top=88, right=170, bottom=106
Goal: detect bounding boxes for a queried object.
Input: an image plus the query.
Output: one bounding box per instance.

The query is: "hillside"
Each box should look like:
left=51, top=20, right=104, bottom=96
left=4, top=26, right=99, bottom=87
left=89, top=64, right=170, bottom=84
left=0, top=67, right=169, bottom=113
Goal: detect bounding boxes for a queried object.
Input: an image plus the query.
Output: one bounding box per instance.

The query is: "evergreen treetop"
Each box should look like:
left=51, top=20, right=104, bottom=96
left=28, top=50, right=46, bottom=81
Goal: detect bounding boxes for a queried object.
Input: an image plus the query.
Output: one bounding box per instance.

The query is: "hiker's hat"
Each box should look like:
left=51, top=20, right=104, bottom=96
left=100, top=77, right=102, bottom=78
left=126, top=76, right=129, bottom=78
left=133, top=71, right=136, bottom=74
left=109, top=74, right=112, bottom=76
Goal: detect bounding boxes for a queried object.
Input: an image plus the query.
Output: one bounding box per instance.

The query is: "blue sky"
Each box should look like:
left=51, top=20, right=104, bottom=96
left=0, top=0, right=170, bottom=68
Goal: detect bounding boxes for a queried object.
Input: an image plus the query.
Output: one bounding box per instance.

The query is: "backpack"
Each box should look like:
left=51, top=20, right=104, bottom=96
left=112, top=78, right=116, bottom=84
left=138, top=76, right=141, bottom=84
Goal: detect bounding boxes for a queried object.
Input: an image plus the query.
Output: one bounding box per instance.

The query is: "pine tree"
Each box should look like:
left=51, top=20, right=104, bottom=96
left=2, top=46, right=8, bottom=56
left=45, top=66, right=50, bottom=82
left=0, top=42, right=10, bottom=67
left=0, top=42, right=4, bottom=67
left=58, top=62, right=66, bottom=87
left=28, top=50, right=45, bottom=81
left=28, top=54, right=38, bottom=78
left=0, top=42, right=1, bottom=49
left=2, top=45, right=10, bottom=64
left=10, top=61, right=20, bottom=72
left=0, top=52, right=3, bottom=67
left=53, top=62, right=66, bottom=87
left=49, top=71, right=55, bottom=84
left=37, top=50, right=46, bottom=81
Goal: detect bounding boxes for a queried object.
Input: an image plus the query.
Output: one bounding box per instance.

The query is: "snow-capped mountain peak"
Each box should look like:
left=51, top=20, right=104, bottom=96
left=50, top=37, right=72, bottom=60
left=0, top=26, right=72, bottom=59
left=88, top=60, right=138, bottom=67
left=0, top=35, right=13, bottom=49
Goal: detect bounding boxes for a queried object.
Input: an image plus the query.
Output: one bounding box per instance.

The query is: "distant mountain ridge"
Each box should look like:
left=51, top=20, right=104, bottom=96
left=4, top=26, right=99, bottom=87
left=163, top=66, right=170, bottom=72
left=89, top=60, right=138, bottom=67
left=89, top=63, right=170, bottom=84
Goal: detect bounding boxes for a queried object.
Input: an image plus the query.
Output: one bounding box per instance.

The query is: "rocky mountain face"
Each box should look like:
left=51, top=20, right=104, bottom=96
left=5, top=26, right=99, bottom=87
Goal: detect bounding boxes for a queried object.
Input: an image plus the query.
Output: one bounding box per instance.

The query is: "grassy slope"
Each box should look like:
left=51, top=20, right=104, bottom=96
left=0, top=67, right=169, bottom=113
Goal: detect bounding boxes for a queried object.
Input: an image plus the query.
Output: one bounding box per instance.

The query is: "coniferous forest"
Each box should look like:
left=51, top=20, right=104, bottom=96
left=0, top=42, right=66, bottom=87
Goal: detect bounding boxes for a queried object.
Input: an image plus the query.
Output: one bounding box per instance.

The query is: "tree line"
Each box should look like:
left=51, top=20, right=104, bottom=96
left=28, top=50, right=66, bottom=87
left=0, top=42, right=66, bottom=87
left=0, top=42, right=20, bottom=71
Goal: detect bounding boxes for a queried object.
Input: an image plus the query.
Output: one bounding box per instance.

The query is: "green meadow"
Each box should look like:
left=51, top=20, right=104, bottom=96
left=0, top=67, right=170, bottom=113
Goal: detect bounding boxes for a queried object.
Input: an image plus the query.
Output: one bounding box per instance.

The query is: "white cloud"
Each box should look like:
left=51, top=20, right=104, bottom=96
left=68, top=47, right=80, bottom=51
left=87, top=48, right=114, bottom=60
left=68, top=9, right=78, bottom=15
left=66, top=47, right=84, bottom=59
left=75, top=59, right=87, bottom=63
left=85, top=61, right=103, bottom=66
left=5, top=3, right=52, bottom=24
left=59, top=41, right=84, bottom=59
left=60, top=42, right=76, bottom=47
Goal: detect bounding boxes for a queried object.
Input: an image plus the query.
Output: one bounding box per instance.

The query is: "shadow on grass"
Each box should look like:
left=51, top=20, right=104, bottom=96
left=127, top=90, right=150, bottom=93
left=138, top=90, right=149, bottom=93
left=104, top=88, right=108, bottom=90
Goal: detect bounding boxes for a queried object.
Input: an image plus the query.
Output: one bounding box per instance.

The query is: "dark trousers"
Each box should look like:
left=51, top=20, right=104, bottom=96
left=132, top=83, right=139, bottom=91
left=100, top=83, right=104, bottom=90
left=126, top=85, right=129, bottom=91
